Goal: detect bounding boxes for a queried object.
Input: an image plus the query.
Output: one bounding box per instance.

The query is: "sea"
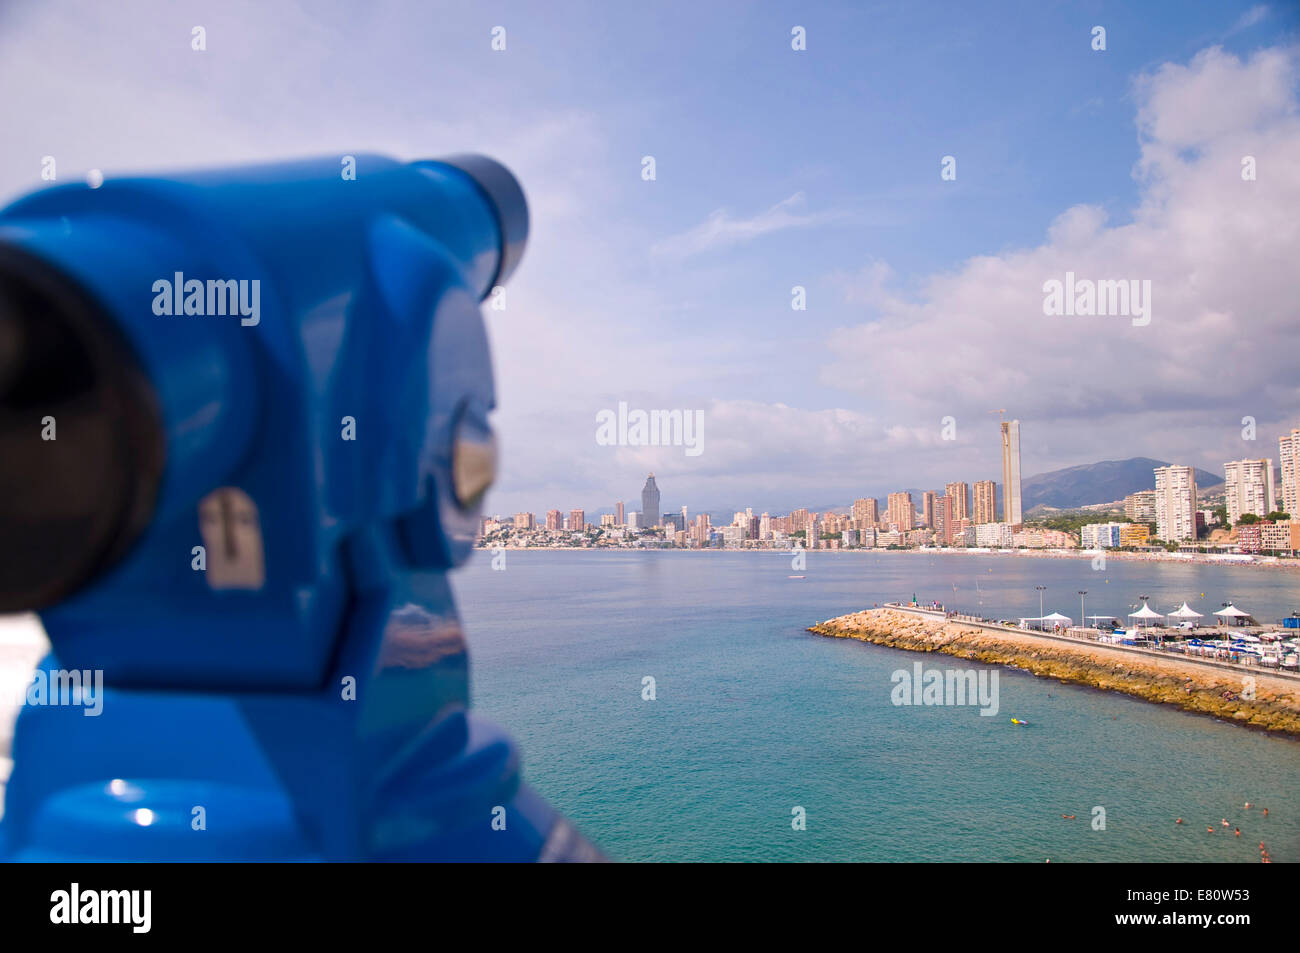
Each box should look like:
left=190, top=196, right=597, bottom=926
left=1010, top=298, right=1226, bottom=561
left=452, top=549, right=1300, bottom=862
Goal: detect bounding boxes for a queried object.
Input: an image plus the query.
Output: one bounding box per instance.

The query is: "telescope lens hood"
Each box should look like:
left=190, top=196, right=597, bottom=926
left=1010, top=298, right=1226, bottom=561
left=434, top=154, right=529, bottom=290
left=0, top=244, right=164, bottom=612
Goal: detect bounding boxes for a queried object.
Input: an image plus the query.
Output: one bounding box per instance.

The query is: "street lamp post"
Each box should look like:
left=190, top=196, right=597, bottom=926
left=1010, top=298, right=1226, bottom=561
left=1078, top=590, right=1087, bottom=633
left=1035, top=585, right=1047, bottom=631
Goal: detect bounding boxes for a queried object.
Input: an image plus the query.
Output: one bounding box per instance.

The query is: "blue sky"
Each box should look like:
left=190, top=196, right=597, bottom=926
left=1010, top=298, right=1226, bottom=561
left=1, top=1, right=1297, bottom=516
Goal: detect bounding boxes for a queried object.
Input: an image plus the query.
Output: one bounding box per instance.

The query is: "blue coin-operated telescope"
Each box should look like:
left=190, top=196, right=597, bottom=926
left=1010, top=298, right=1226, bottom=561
left=0, top=155, right=602, bottom=861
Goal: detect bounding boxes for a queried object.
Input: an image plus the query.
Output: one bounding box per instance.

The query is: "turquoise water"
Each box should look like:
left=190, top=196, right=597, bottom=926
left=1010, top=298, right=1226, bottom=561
left=451, top=550, right=1300, bottom=862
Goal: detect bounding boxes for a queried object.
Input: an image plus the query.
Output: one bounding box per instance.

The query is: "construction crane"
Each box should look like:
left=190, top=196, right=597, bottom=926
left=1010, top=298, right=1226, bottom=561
left=988, top=408, right=1006, bottom=421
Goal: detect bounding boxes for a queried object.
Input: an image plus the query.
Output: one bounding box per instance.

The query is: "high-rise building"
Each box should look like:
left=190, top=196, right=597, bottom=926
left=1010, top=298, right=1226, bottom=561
left=934, top=495, right=952, bottom=544
left=921, top=491, right=938, bottom=529
left=1279, top=427, right=1300, bottom=517
left=569, top=508, right=586, bottom=533
left=1123, top=490, right=1156, bottom=523
left=973, top=480, right=997, bottom=524
left=641, top=474, right=660, bottom=528
left=759, top=512, right=772, bottom=540
left=513, top=512, right=534, bottom=531
left=790, top=508, right=809, bottom=534
left=852, top=497, right=879, bottom=527
left=615, top=501, right=625, bottom=526
left=545, top=509, right=562, bottom=531
left=1224, top=458, right=1276, bottom=524
left=887, top=492, right=914, bottom=531
left=944, top=482, right=970, bottom=522
left=690, top=513, right=711, bottom=545
left=1153, top=465, right=1197, bottom=541
left=600, top=513, right=617, bottom=527
left=1000, top=420, right=1022, bottom=525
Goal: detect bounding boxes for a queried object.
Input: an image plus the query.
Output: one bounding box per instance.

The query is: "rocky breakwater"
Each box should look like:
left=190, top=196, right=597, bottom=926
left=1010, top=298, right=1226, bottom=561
left=809, top=608, right=1300, bottom=737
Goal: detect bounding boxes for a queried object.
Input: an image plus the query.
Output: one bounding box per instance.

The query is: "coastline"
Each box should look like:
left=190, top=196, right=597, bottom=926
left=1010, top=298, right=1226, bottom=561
left=808, top=607, right=1300, bottom=738
left=475, top=544, right=1300, bottom=572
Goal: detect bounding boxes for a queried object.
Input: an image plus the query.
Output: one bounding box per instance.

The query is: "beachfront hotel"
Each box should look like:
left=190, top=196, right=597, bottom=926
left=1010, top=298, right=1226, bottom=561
left=1280, top=427, right=1300, bottom=518
left=887, top=491, right=915, bottom=531
left=973, top=480, right=997, bottom=524
left=1154, top=464, right=1198, bottom=541
left=1223, top=458, right=1276, bottom=524
left=945, top=481, right=971, bottom=522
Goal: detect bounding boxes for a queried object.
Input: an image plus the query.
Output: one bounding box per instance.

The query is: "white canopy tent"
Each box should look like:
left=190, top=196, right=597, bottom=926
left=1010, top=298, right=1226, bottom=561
left=1169, top=602, right=1204, bottom=619
left=1020, top=612, right=1073, bottom=631
left=1128, top=602, right=1164, bottom=630
left=1213, top=604, right=1253, bottom=624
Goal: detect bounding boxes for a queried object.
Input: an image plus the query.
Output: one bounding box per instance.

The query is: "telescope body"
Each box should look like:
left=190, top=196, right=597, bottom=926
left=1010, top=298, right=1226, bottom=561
left=0, top=156, right=599, bottom=861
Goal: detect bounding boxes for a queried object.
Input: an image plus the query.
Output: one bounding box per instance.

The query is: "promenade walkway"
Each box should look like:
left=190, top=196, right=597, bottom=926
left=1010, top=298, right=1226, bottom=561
left=880, top=603, right=1300, bottom=685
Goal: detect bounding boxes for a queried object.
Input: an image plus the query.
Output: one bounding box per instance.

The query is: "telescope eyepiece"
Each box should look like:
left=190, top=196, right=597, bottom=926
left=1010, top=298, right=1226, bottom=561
left=0, top=246, right=164, bottom=613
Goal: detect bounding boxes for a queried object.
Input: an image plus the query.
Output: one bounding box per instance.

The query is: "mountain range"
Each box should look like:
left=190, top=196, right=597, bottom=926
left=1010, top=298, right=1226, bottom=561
left=1021, top=457, right=1223, bottom=511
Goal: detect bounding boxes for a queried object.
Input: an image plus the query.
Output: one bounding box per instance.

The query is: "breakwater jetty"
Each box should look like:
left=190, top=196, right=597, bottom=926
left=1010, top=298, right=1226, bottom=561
left=809, top=606, right=1300, bottom=737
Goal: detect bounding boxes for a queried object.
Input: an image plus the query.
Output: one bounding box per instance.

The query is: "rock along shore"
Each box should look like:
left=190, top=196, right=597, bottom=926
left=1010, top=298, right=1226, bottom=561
left=809, top=608, right=1300, bottom=738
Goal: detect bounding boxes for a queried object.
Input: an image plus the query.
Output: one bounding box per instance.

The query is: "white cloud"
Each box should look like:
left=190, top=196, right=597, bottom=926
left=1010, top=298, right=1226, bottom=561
left=651, top=191, right=845, bottom=257
left=821, top=45, right=1300, bottom=481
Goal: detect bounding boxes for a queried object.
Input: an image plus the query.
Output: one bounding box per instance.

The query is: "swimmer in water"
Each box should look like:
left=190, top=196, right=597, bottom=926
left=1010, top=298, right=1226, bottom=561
left=1263, top=807, right=1268, bottom=816
left=1244, top=802, right=1252, bottom=809
left=1175, top=818, right=1183, bottom=824
left=1235, top=828, right=1241, bottom=836
left=1221, top=818, right=1229, bottom=826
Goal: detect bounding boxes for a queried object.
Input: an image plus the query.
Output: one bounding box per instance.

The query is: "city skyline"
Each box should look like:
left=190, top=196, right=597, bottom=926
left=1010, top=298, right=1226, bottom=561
left=493, top=418, right=1299, bottom=541
left=1, top=3, right=1295, bottom=518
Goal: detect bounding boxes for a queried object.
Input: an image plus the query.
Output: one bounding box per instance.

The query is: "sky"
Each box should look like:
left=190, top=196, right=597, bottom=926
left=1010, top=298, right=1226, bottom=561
left=1, top=0, right=1297, bottom=517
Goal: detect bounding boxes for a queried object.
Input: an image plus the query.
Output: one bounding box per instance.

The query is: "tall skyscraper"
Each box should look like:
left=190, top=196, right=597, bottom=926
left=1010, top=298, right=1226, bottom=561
left=1280, top=427, right=1300, bottom=517
left=973, top=480, right=997, bottom=524
left=1000, top=419, right=1022, bottom=525
left=545, top=509, right=562, bottom=531
left=944, top=482, right=970, bottom=522
left=921, top=491, right=938, bottom=528
left=1154, top=465, right=1197, bottom=542
left=513, top=512, right=534, bottom=530
left=641, top=473, right=660, bottom=528
left=935, top=495, right=952, bottom=543
left=569, top=508, right=585, bottom=533
left=852, top=497, right=879, bottom=527
left=615, top=501, right=625, bottom=526
left=887, top=492, right=914, bottom=531
left=1223, top=458, right=1276, bottom=524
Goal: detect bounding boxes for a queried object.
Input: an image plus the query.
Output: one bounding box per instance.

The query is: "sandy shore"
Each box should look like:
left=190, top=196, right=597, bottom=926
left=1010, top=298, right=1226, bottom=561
left=809, top=608, right=1300, bottom=737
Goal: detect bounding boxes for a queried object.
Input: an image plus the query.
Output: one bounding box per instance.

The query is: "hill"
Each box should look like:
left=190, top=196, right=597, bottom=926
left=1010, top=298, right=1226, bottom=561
left=1021, top=457, right=1222, bottom=510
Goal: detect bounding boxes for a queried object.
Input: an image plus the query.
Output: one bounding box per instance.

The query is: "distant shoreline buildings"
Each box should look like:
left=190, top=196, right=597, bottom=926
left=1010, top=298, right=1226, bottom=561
left=479, top=419, right=1300, bottom=557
